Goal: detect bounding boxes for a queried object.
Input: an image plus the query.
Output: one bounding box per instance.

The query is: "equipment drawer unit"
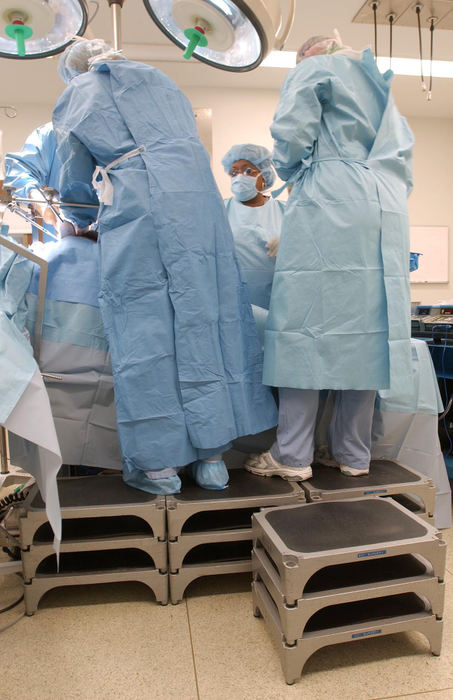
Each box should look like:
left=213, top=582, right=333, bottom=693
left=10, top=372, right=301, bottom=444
left=301, top=460, right=435, bottom=520
left=252, top=498, right=446, bottom=606
left=252, top=545, right=445, bottom=646
left=166, top=469, right=305, bottom=540
left=169, top=538, right=253, bottom=604
left=252, top=577, right=443, bottom=685
left=19, top=475, right=167, bottom=547
left=24, top=551, right=169, bottom=615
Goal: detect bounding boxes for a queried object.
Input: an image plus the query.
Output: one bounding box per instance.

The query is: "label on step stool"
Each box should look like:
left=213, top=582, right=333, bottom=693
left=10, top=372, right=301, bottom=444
left=363, top=489, right=388, bottom=495
left=352, top=629, right=382, bottom=639
left=357, top=550, right=386, bottom=558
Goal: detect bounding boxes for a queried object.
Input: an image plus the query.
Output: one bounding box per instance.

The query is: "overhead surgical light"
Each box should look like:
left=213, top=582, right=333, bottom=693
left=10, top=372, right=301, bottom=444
left=142, top=0, right=295, bottom=71
left=0, top=0, right=294, bottom=71
left=0, top=0, right=87, bottom=59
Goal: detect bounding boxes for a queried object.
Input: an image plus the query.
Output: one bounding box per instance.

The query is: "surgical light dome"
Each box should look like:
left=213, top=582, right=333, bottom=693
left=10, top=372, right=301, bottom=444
left=0, top=0, right=87, bottom=59
left=143, top=0, right=295, bottom=71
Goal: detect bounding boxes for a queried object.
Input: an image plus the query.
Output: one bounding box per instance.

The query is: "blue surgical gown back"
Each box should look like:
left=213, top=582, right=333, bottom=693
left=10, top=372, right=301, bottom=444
left=52, top=60, right=277, bottom=477
left=265, top=49, right=413, bottom=394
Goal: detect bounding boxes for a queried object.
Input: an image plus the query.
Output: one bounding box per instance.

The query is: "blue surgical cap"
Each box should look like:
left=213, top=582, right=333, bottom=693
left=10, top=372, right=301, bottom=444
left=58, top=38, right=113, bottom=83
left=221, top=144, right=276, bottom=189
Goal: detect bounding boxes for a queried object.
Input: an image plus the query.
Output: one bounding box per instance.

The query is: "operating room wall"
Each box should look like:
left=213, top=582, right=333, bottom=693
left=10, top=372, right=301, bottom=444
left=0, top=105, right=53, bottom=154
left=405, top=116, right=453, bottom=305
left=2, top=94, right=453, bottom=308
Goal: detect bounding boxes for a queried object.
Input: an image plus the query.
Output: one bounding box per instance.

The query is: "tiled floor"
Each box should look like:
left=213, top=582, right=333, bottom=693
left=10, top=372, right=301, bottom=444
left=1, top=526, right=452, bottom=699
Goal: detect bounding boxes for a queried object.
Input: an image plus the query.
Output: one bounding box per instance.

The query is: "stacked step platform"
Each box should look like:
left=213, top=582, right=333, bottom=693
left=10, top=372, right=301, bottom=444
left=301, top=459, right=436, bottom=524
left=251, top=497, right=446, bottom=685
left=17, top=470, right=306, bottom=612
left=167, top=469, right=305, bottom=604
left=19, top=475, right=168, bottom=614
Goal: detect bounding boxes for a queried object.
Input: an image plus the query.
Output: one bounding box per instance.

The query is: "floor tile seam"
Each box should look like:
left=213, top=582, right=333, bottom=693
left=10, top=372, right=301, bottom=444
left=185, top=598, right=201, bottom=700
left=370, top=687, right=453, bottom=700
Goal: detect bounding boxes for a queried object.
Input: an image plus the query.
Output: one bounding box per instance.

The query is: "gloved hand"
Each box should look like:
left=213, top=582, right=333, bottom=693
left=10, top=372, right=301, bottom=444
left=29, top=188, right=58, bottom=227
left=266, top=236, right=280, bottom=258
left=58, top=219, right=76, bottom=237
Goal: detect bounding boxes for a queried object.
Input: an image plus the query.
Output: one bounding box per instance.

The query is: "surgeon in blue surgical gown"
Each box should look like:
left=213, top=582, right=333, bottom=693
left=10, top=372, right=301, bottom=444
left=4, top=123, right=61, bottom=242
left=52, top=39, right=277, bottom=495
left=246, top=35, right=413, bottom=482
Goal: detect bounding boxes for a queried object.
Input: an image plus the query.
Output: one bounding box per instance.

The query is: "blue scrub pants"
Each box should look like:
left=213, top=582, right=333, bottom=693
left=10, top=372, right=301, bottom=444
left=270, top=389, right=376, bottom=469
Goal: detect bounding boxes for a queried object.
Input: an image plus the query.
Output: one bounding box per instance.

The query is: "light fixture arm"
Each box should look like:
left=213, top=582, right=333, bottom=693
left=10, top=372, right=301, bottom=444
left=107, top=0, right=125, bottom=50
left=274, top=0, right=296, bottom=50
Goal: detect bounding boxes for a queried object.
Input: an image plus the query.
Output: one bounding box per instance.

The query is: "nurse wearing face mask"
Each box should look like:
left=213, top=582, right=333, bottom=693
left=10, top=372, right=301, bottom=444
left=222, top=145, right=285, bottom=317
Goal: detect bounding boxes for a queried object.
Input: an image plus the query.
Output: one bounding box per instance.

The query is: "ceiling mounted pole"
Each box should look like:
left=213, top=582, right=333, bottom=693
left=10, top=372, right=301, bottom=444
left=414, top=3, right=426, bottom=91
left=427, top=16, right=436, bottom=101
left=387, top=12, right=395, bottom=69
left=371, top=1, right=379, bottom=59
left=107, top=0, right=125, bottom=51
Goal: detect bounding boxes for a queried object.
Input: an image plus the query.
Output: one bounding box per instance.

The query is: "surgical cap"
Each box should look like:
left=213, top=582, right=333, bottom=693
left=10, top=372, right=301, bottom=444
left=58, top=38, right=114, bottom=83
left=296, top=35, right=343, bottom=63
left=221, top=144, right=276, bottom=189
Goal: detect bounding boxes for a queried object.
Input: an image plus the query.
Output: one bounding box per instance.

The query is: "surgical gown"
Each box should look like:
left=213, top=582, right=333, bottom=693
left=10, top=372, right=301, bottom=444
left=264, top=49, right=413, bottom=392
left=224, top=196, right=285, bottom=309
left=4, top=123, right=61, bottom=242
left=12, top=236, right=121, bottom=469
left=52, top=59, right=277, bottom=481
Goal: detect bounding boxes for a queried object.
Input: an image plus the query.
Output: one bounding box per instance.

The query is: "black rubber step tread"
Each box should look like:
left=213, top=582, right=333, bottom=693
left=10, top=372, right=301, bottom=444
left=304, top=593, right=427, bottom=633
left=308, top=460, right=421, bottom=490
left=30, top=475, right=158, bottom=510
left=264, top=500, right=427, bottom=553
left=182, top=539, right=252, bottom=566
left=182, top=508, right=258, bottom=533
left=33, top=515, right=153, bottom=543
left=177, top=468, right=296, bottom=502
left=304, top=554, right=429, bottom=594
left=36, top=548, right=156, bottom=575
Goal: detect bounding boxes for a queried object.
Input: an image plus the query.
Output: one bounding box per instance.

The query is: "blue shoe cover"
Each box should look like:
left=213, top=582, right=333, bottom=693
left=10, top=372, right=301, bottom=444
left=123, top=468, right=181, bottom=495
left=186, top=460, right=229, bottom=490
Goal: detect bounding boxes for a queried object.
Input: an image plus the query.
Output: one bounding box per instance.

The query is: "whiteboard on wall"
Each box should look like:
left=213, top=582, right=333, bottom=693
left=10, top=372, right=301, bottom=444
left=409, top=226, right=449, bottom=283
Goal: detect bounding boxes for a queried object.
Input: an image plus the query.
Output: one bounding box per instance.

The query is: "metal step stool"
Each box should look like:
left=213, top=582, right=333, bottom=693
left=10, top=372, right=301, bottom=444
left=251, top=498, right=445, bottom=682
left=19, top=475, right=168, bottom=614
left=24, top=547, right=169, bottom=614
left=21, top=516, right=168, bottom=581
left=252, top=578, right=443, bottom=685
left=301, top=460, right=436, bottom=524
left=252, top=498, right=445, bottom=605
left=252, top=544, right=445, bottom=645
left=167, top=469, right=304, bottom=603
left=19, top=475, right=167, bottom=547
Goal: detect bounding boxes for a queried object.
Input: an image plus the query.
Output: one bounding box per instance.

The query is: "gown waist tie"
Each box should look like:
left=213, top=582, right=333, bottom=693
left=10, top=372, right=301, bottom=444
left=92, top=145, right=146, bottom=206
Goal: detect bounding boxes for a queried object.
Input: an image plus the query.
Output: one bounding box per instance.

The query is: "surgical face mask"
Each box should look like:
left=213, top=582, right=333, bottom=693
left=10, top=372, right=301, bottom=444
left=231, top=174, right=259, bottom=202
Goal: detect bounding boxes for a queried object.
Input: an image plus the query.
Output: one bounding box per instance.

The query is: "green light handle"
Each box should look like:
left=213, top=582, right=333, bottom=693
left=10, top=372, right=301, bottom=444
left=183, top=27, right=208, bottom=60
left=5, top=23, right=33, bottom=57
